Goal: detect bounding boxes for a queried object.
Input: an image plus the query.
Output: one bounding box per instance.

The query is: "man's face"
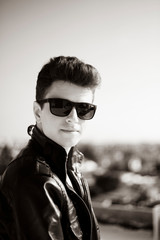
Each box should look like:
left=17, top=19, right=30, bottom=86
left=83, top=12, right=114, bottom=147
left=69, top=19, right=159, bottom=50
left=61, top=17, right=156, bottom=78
left=34, top=80, right=94, bottom=152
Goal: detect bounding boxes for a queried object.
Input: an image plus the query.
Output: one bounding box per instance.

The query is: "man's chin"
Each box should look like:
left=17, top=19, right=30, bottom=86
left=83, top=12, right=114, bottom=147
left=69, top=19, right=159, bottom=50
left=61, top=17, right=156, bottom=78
left=61, top=139, right=80, bottom=149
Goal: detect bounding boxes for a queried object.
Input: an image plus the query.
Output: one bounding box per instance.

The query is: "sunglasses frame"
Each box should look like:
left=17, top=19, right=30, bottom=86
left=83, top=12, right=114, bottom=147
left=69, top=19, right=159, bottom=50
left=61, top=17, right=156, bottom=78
left=37, top=98, right=97, bottom=120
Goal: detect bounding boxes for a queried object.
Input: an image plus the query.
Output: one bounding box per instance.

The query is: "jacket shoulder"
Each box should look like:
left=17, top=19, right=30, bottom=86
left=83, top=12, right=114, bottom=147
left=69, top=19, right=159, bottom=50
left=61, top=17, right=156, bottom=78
left=0, top=143, right=50, bottom=191
left=0, top=142, right=67, bottom=195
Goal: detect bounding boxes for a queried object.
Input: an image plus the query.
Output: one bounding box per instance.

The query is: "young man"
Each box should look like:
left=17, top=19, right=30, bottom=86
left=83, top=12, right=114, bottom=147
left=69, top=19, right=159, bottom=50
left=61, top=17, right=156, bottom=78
left=0, top=56, right=101, bottom=240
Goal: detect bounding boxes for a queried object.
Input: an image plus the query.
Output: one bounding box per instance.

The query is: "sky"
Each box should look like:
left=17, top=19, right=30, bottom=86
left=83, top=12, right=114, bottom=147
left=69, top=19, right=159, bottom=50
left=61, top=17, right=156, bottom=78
left=0, top=0, right=160, bottom=145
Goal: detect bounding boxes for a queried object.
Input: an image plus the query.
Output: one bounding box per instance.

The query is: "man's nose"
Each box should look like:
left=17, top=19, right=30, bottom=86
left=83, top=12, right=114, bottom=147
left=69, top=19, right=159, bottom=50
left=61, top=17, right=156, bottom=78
left=66, top=107, right=79, bottom=123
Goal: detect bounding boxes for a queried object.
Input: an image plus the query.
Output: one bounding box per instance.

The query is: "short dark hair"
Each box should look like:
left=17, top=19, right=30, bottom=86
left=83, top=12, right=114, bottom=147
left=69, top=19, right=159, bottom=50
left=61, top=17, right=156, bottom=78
left=36, top=56, right=101, bottom=100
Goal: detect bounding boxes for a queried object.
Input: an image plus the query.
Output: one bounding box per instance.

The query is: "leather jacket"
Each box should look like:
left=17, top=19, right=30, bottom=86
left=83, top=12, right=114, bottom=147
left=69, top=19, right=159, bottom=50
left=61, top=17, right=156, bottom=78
left=0, top=126, right=100, bottom=240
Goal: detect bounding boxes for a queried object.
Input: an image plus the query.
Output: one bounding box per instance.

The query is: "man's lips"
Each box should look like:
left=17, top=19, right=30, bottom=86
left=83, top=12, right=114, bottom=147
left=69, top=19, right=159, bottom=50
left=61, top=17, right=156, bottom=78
left=61, top=129, right=79, bottom=133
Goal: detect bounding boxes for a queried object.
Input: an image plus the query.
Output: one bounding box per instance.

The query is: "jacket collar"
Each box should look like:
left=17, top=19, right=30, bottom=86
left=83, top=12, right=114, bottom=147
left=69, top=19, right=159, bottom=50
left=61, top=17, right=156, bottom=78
left=29, top=125, right=83, bottom=182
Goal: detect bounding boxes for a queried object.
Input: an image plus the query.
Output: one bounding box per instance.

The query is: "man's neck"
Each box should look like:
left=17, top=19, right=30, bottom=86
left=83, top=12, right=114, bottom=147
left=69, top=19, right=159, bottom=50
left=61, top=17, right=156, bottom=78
left=63, top=147, right=71, bottom=155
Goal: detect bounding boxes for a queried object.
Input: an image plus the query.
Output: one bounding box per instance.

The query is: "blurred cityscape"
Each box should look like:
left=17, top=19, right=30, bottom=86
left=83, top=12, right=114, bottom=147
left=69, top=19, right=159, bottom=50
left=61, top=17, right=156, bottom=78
left=78, top=143, right=160, bottom=229
left=1, top=142, right=160, bottom=230
left=79, top=143, right=160, bottom=196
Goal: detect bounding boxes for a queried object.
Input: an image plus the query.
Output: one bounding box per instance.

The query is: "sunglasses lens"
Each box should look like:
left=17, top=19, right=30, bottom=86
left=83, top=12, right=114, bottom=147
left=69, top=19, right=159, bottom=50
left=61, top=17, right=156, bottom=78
left=77, top=103, right=96, bottom=120
left=50, top=99, right=72, bottom=116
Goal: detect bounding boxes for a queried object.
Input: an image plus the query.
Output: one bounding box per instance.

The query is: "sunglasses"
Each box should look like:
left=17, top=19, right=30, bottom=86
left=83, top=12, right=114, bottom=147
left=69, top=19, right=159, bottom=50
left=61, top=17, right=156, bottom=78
left=37, top=98, right=97, bottom=120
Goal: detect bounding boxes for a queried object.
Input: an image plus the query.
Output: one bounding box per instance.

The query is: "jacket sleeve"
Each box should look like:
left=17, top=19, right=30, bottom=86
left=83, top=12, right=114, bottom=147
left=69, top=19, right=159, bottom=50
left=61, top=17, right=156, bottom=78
left=0, top=190, right=12, bottom=240
left=2, top=176, right=65, bottom=240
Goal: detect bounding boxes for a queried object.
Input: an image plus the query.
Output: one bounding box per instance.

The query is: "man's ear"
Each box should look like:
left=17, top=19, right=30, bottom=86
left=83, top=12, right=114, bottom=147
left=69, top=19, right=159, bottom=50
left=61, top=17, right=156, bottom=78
left=33, top=101, right=42, bottom=123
